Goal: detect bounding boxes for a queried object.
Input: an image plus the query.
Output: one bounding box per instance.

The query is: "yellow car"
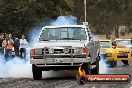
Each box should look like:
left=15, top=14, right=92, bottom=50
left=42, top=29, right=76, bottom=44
left=100, top=40, right=131, bottom=67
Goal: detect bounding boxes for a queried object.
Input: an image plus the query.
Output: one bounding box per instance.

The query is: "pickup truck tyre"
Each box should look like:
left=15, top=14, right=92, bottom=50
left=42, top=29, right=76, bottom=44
left=32, top=64, right=42, bottom=80
left=109, top=61, right=117, bottom=68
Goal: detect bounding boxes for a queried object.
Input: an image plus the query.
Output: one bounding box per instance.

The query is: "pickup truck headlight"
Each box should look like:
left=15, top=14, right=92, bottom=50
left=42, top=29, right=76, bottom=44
left=74, top=48, right=87, bottom=54
left=74, top=48, right=82, bottom=54
left=106, top=53, right=112, bottom=57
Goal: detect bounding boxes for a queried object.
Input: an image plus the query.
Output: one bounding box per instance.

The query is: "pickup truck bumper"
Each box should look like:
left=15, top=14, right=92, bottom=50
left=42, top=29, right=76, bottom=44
left=30, top=57, right=90, bottom=66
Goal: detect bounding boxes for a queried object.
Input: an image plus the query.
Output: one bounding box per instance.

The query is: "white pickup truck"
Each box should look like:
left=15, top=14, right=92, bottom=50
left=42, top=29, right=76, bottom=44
left=30, top=24, right=100, bottom=80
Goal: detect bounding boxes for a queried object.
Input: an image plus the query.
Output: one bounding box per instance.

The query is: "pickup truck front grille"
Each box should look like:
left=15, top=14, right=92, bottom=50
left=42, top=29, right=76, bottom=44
left=45, top=49, right=74, bottom=54
left=54, top=49, right=63, bottom=54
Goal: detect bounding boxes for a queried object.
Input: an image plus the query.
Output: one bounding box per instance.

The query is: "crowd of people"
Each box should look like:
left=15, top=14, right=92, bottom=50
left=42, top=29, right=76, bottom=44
left=0, top=33, right=29, bottom=62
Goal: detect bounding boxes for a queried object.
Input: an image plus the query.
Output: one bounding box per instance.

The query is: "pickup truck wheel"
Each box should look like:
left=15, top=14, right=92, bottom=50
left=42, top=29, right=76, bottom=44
left=109, top=61, right=117, bottom=68
left=32, top=64, right=42, bottom=80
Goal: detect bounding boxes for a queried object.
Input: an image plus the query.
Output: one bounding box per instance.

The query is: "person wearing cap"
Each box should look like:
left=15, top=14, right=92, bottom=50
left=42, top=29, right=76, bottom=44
left=2, top=34, right=14, bottom=61
left=111, top=40, right=117, bottom=48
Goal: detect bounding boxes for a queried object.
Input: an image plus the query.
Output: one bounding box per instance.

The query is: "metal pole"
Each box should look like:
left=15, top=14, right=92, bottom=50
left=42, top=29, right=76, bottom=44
left=84, top=0, right=87, bottom=22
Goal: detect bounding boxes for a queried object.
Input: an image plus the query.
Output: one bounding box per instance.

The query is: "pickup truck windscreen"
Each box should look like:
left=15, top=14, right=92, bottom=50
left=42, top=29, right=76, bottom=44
left=39, top=27, right=87, bottom=41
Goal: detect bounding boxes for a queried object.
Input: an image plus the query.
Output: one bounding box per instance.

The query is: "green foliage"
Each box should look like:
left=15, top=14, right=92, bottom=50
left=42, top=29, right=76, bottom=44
left=0, top=0, right=131, bottom=36
left=0, top=0, right=72, bottom=34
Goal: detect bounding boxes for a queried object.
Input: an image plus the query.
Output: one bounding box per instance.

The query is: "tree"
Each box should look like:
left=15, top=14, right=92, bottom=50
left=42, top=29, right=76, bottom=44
left=0, top=0, right=131, bottom=38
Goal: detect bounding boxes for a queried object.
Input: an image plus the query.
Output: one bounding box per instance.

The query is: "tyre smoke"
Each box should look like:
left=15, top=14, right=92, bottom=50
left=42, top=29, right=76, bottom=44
left=99, top=59, right=108, bottom=74
left=0, top=53, right=32, bottom=78
left=51, top=16, right=77, bottom=26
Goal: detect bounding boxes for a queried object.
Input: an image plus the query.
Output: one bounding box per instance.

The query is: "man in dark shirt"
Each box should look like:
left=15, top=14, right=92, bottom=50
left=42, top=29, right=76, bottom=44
left=0, top=34, right=4, bottom=54
left=14, top=35, right=20, bottom=57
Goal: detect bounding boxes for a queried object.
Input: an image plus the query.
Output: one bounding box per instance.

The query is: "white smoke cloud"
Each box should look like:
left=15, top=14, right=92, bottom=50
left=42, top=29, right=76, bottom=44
left=0, top=53, right=9, bottom=77
left=6, top=58, right=32, bottom=78
left=0, top=53, right=32, bottom=78
left=28, top=27, right=42, bottom=47
left=51, top=16, right=77, bottom=25
left=91, top=34, right=99, bottom=41
left=99, top=59, right=108, bottom=74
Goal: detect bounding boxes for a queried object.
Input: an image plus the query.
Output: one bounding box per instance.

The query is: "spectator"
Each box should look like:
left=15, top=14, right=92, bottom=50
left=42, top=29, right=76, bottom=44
left=0, top=34, right=4, bottom=54
left=19, top=34, right=28, bottom=60
left=9, top=34, right=12, bottom=39
left=111, top=38, right=117, bottom=48
left=2, top=34, right=14, bottom=61
left=14, top=35, right=20, bottom=57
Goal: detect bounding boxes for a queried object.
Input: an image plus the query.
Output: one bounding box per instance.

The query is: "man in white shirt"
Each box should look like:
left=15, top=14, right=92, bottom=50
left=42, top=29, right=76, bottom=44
left=19, top=35, right=28, bottom=60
